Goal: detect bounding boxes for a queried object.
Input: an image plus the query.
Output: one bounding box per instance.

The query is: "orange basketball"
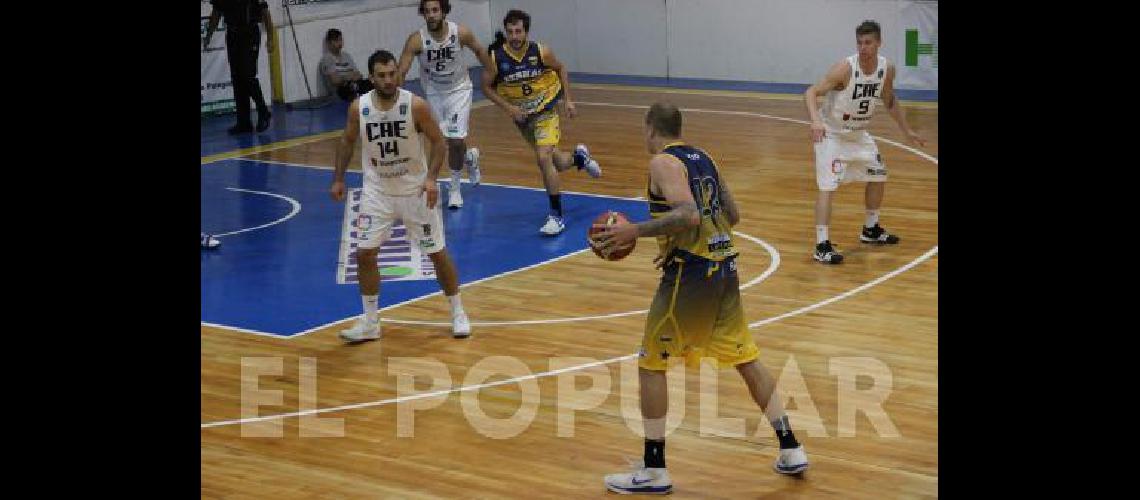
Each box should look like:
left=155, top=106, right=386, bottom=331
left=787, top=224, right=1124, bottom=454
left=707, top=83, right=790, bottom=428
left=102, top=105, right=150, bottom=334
left=588, top=211, right=635, bottom=261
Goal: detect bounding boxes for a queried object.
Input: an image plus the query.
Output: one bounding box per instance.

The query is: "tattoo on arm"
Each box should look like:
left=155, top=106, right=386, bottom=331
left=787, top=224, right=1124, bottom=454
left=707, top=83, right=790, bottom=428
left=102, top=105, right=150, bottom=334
left=637, top=201, right=699, bottom=237
left=720, top=184, right=740, bottom=225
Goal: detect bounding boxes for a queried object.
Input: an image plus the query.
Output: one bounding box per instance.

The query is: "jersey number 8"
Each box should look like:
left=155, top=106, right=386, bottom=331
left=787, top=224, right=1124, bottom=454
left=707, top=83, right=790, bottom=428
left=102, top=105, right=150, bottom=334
left=521, top=83, right=533, bottom=96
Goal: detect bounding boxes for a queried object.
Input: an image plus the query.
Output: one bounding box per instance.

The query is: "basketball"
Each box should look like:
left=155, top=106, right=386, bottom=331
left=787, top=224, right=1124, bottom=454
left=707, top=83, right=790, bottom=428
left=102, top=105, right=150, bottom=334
left=588, top=210, right=635, bottom=261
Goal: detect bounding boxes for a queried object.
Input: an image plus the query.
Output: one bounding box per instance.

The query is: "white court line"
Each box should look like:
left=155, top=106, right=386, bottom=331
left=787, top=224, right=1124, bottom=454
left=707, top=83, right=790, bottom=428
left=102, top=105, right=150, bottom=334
left=749, top=246, right=938, bottom=328
left=201, top=103, right=938, bottom=428
left=381, top=230, right=780, bottom=327
left=211, top=188, right=302, bottom=238
left=200, top=322, right=286, bottom=339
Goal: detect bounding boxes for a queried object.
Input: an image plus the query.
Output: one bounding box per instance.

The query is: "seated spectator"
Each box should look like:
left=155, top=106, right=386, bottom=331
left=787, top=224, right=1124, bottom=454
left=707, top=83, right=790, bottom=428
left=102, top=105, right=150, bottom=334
left=319, top=29, right=373, bottom=101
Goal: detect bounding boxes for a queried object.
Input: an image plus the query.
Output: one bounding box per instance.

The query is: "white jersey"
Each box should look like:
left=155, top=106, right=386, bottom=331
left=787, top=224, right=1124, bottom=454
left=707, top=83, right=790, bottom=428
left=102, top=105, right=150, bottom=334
left=359, top=89, right=427, bottom=197
left=418, top=21, right=472, bottom=95
left=821, top=54, right=888, bottom=137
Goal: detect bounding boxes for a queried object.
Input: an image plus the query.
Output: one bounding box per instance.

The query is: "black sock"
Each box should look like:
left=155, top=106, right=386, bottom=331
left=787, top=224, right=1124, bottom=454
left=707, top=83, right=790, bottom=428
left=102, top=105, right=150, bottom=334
left=643, top=439, right=666, bottom=468
left=549, top=194, right=562, bottom=217
left=772, top=415, right=800, bottom=449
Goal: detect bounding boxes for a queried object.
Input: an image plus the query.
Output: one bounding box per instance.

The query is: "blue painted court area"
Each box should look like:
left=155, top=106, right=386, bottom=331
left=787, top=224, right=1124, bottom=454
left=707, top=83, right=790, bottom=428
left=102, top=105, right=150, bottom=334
left=201, top=159, right=647, bottom=336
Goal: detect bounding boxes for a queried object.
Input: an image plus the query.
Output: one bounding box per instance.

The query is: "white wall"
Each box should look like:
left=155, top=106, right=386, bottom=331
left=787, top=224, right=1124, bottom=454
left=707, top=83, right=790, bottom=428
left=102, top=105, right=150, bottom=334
left=487, top=0, right=935, bottom=89
left=270, top=0, right=935, bottom=101
left=276, top=0, right=492, bottom=102
left=576, top=0, right=667, bottom=76
left=667, top=0, right=905, bottom=85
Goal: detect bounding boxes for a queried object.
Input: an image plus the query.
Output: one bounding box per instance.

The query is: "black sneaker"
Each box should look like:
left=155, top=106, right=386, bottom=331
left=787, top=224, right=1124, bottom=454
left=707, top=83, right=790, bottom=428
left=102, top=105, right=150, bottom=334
left=813, top=240, right=843, bottom=264
left=256, top=111, right=272, bottom=132
left=860, top=224, right=900, bottom=244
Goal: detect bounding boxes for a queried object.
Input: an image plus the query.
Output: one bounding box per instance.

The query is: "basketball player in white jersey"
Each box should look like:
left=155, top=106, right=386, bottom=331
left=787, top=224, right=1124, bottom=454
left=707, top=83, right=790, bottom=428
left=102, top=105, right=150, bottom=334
left=396, top=0, right=494, bottom=210
left=331, top=49, right=471, bottom=341
left=804, top=20, right=925, bottom=264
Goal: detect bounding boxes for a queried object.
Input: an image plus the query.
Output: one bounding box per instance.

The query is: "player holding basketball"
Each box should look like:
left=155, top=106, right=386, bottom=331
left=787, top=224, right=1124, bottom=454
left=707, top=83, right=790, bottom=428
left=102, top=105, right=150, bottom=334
left=591, top=103, right=809, bottom=494
left=804, top=20, right=925, bottom=264
left=396, top=0, right=493, bottom=210
left=481, top=9, right=602, bottom=236
left=330, top=50, right=471, bottom=341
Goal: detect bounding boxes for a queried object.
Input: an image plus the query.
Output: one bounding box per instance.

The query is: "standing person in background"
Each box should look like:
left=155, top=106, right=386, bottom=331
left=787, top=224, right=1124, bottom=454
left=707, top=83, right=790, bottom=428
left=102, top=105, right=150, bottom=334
left=203, top=0, right=275, bottom=134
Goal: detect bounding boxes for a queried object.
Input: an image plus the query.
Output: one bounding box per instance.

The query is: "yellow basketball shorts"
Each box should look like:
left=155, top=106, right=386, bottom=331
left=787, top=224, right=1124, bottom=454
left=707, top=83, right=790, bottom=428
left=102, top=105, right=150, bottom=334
left=515, top=107, right=561, bottom=147
left=639, top=254, right=760, bottom=371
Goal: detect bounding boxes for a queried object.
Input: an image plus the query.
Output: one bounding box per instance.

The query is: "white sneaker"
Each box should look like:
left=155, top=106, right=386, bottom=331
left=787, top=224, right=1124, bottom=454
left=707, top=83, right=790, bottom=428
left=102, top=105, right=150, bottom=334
left=452, top=311, right=471, bottom=339
left=339, top=316, right=381, bottom=343
left=574, top=144, right=602, bottom=178
left=774, top=445, right=809, bottom=475
left=201, top=233, right=220, bottom=249
left=539, top=214, right=565, bottom=236
left=464, top=148, right=481, bottom=185
left=448, top=182, right=464, bottom=209
left=604, top=459, right=672, bottom=495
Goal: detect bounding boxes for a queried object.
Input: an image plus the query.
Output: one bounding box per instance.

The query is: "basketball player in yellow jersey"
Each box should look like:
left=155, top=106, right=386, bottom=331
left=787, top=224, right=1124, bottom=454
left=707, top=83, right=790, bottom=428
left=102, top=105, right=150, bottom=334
left=591, top=103, right=809, bottom=494
left=481, top=9, right=602, bottom=236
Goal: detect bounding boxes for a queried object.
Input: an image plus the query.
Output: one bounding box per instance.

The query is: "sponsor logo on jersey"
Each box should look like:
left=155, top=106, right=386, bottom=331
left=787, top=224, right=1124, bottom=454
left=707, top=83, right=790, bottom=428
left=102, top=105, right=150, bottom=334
left=362, top=106, right=370, bottom=116
left=399, top=103, right=407, bottom=115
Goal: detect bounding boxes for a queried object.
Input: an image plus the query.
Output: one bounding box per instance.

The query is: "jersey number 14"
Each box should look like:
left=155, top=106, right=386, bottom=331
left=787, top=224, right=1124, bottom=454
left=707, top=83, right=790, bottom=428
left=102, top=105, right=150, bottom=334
left=374, top=140, right=400, bottom=160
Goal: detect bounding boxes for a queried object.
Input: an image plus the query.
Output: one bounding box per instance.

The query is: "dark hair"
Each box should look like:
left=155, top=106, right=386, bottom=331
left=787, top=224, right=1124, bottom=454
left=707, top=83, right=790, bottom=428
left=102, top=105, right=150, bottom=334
left=367, top=50, right=397, bottom=74
left=646, top=102, right=682, bottom=138
left=325, top=28, right=342, bottom=41
left=855, top=20, right=881, bottom=40
left=503, top=9, right=530, bottom=32
left=489, top=31, right=506, bottom=54
left=418, top=0, right=450, bottom=15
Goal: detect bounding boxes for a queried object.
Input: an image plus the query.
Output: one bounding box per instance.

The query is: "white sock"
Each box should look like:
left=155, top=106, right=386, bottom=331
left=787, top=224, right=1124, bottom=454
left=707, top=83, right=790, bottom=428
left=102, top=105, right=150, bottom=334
left=865, top=209, right=880, bottom=228
left=815, top=225, right=829, bottom=244
left=644, top=417, right=666, bottom=441
left=447, top=294, right=464, bottom=316
left=451, top=168, right=462, bottom=186
left=362, top=295, right=379, bottom=323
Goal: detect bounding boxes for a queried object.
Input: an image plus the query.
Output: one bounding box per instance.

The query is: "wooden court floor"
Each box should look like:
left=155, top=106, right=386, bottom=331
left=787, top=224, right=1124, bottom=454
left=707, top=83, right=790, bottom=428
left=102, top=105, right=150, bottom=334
left=202, top=86, right=938, bottom=498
